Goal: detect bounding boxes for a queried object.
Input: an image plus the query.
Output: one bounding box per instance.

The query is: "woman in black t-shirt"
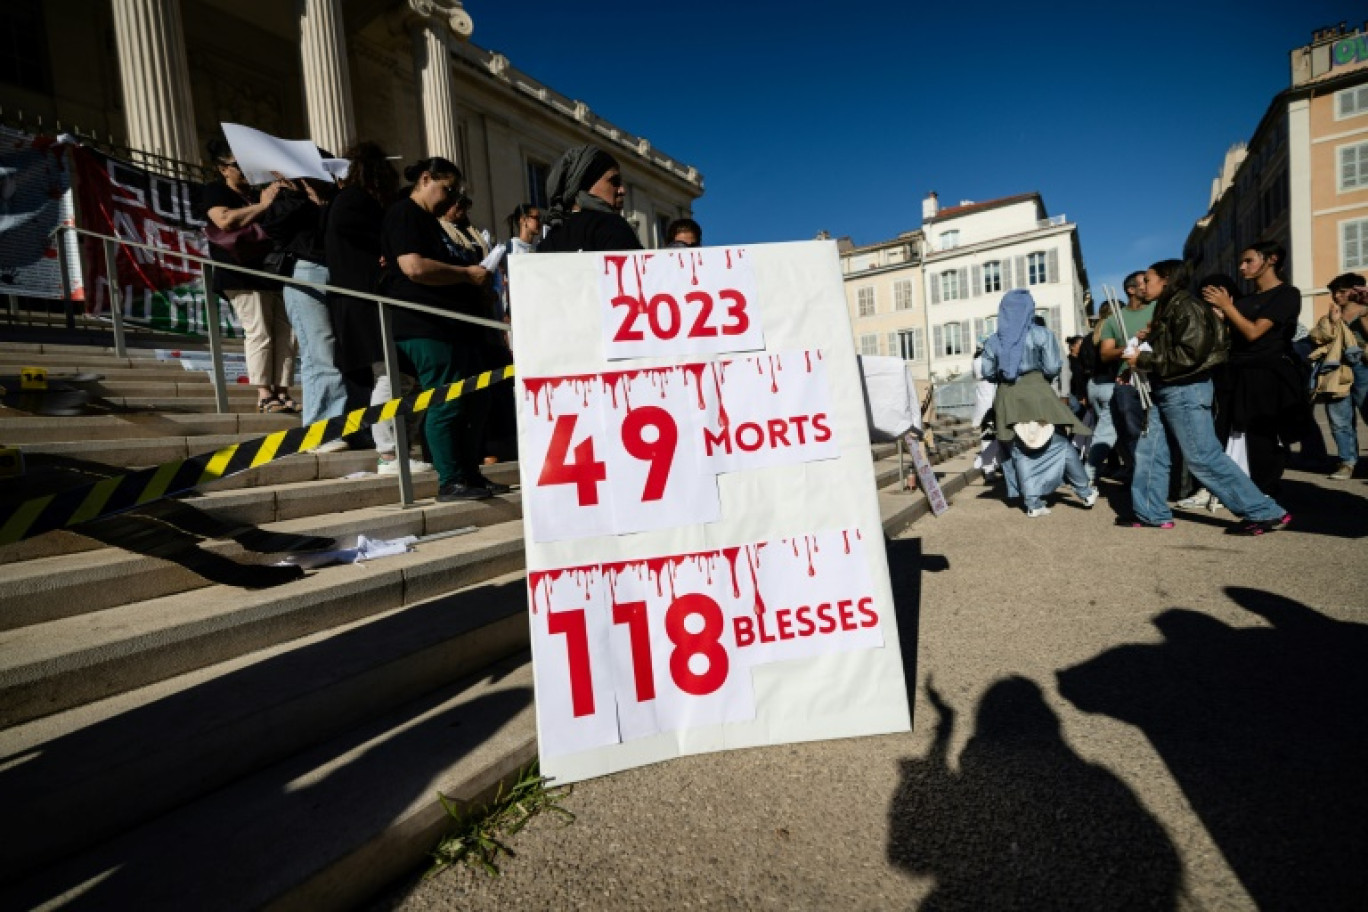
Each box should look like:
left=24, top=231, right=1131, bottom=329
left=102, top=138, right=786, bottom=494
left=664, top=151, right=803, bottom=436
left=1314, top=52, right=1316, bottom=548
left=1203, top=241, right=1310, bottom=495
left=378, top=157, right=502, bottom=501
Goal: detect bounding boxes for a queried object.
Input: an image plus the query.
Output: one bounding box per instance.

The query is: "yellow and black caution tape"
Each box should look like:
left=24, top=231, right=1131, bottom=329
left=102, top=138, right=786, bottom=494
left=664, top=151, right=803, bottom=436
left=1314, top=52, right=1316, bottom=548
left=0, top=364, right=516, bottom=547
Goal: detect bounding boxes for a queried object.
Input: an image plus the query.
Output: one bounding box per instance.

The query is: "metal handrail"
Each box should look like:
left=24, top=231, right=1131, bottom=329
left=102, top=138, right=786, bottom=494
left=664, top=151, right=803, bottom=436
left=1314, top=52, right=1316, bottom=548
left=52, top=224, right=512, bottom=508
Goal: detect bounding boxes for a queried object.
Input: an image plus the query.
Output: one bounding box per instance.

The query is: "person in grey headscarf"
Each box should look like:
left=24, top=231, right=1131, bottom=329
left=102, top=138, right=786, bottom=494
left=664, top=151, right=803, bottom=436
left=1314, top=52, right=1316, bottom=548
left=537, top=144, right=642, bottom=253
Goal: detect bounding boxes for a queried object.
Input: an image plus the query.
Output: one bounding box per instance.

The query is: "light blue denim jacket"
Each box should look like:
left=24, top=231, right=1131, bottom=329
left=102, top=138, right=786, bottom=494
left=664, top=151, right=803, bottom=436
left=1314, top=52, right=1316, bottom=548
left=981, top=325, right=1061, bottom=382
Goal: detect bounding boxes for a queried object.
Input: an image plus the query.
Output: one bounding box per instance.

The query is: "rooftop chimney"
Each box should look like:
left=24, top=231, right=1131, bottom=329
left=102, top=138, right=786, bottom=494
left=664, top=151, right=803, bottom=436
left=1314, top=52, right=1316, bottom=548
left=922, top=191, right=939, bottom=221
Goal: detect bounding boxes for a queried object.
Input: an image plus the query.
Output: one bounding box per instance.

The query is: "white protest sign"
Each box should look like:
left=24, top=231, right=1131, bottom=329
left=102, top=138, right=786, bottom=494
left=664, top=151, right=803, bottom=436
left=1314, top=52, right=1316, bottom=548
left=510, top=240, right=911, bottom=784
left=599, top=247, right=764, bottom=359
left=221, top=123, right=331, bottom=185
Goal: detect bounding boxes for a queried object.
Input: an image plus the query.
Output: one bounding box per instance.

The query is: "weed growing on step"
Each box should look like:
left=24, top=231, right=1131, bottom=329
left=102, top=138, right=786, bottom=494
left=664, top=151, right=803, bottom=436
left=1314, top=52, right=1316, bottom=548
left=428, top=762, right=575, bottom=877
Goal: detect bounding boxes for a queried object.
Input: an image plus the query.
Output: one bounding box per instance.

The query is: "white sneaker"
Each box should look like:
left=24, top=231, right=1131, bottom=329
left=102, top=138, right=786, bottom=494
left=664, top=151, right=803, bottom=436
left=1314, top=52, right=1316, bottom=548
left=1206, top=495, right=1223, bottom=513
left=378, top=456, right=435, bottom=475
left=1082, top=489, right=1099, bottom=508
left=1177, top=489, right=1211, bottom=509
left=311, top=438, right=350, bottom=454
left=1026, top=506, right=1051, bottom=518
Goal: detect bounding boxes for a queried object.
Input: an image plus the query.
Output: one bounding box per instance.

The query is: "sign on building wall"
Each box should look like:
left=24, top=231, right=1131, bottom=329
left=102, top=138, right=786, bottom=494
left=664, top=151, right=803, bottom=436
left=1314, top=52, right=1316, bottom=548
left=0, top=128, right=83, bottom=300
left=510, top=241, right=912, bottom=784
left=72, top=146, right=238, bottom=338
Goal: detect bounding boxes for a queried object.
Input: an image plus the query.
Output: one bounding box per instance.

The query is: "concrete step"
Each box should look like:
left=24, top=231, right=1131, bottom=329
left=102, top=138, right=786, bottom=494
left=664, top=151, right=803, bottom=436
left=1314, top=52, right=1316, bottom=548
left=0, top=412, right=301, bottom=443
left=0, top=341, right=235, bottom=359
left=88, top=379, right=256, bottom=399
left=0, top=490, right=524, bottom=628
left=0, top=519, right=526, bottom=728
left=0, top=569, right=531, bottom=880
left=2, top=654, right=537, bottom=911
left=99, top=395, right=292, bottom=413
left=0, top=461, right=523, bottom=564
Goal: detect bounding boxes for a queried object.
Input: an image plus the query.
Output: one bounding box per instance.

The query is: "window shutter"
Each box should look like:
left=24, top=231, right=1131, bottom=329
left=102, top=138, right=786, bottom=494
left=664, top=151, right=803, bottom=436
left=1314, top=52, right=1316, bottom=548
left=1049, top=306, right=1061, bottom=335
left=971, top=264, right=982, bottom=296
left=1047, top=248, right=1060, bottom=283
left=930, top=275, right=941, bottom=304
left=914, top=328, right=925, bottom=362
left=887, top=332, right=898, bottom=357
left=933, top=324, right=943, bottom=355
left=973, top=317, right=985, bottom=342
left=959, top=268, right=969, bottom=299
left=1015, top=256, right=1026, bottom=287
left=961, top=320, right=973, bottom=352
left=1002, top=258, right=1013, bottom=288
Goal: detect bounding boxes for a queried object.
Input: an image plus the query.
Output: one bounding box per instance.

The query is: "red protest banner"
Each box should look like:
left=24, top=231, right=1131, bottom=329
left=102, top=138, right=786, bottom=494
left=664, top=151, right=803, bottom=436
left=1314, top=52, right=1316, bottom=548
left=71, top=145, right=236, bottom=336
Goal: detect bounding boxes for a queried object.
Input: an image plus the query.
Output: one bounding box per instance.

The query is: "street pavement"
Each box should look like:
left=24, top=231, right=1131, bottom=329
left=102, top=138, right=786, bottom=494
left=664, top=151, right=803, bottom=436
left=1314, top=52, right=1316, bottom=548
left=374, top=463, right=1368, bottom=911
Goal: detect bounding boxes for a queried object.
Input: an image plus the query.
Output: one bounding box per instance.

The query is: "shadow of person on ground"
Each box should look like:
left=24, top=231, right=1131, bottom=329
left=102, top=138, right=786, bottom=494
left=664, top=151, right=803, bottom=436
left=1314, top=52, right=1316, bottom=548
left=1057, top=588, right=1368, bottom=909
left=885, top=537, right=947, bottom=710
left=1274, top=477, right=1368, bottom=538
left=888, top=676, right=1181, bottom=910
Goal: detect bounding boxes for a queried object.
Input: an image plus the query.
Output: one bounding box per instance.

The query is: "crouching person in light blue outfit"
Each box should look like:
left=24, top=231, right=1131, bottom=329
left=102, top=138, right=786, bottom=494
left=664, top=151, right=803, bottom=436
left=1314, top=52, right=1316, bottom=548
left=982, top=289, right=1098, bottom=517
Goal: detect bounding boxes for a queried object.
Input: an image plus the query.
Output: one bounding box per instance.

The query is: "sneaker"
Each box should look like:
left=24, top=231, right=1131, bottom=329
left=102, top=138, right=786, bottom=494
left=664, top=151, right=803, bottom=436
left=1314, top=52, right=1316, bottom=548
left=436, top=482, right=494, bottom=502
left=1118, top=518, right=1175, bottom=529
left=1329, top=463, right=1354, bottom=481
left=1230, top=513, right=1291, bottom=536
left=1177, top=489, right=1212, bottom=508
left=311, top=438, right=350, bottom=454
left=1206, top=495, right=1223, bottom=513
left=377, top=455, right=435, bottom=475
left=1026, top=506, right=1051, bottom=518
left=477, top=476, right=512, bottom=495
left=1082, top=489, right=1099, bottom=508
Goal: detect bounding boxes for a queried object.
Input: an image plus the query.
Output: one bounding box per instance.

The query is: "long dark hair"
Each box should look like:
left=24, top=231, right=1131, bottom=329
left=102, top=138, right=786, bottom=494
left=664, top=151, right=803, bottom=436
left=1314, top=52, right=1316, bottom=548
left=1148, top=259, right=1191, bottom=306
left=339, top=141, right=399, bottom=205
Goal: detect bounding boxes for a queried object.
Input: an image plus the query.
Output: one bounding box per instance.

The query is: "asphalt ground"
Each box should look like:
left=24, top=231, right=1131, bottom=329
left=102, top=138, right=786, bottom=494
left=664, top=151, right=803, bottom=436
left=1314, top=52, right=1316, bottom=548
left=374, top=464, right=1368, bottom=911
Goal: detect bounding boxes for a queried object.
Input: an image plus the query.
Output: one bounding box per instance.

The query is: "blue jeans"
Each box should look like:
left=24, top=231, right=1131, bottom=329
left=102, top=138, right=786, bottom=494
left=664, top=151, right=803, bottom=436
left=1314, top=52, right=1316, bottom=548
left=283, top=259, right=348, bottom=427
left=1013, top=433, right=1095, bottom=511
left=1132, top=380, right=1285, bottom=525
left=1325, top=361, right=1368, bottom=466
left=1085, top=378, right=1117, bottom=482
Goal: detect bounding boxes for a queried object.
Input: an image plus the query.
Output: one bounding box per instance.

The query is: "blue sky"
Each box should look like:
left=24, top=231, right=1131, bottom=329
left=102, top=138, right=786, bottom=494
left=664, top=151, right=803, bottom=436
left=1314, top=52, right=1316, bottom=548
left=472, top=2, right=1358, bottom=305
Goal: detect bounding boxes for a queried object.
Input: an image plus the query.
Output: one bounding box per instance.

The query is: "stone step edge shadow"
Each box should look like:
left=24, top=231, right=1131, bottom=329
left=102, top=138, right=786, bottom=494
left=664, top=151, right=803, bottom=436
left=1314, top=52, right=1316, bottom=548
left=0, top=569, right=532, bottom=880
left=0, top=527, right=526, bottom=728
left=3, top=657, right=539, bottom=912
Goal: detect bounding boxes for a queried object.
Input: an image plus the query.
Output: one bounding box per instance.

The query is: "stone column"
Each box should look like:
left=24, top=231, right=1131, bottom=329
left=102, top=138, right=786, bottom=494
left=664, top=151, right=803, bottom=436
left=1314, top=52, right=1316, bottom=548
left=406, top=0, right=473, bottom=162
left=298, top=0, right=356, bottom=154
left=110, top=0, right=200, bottom=165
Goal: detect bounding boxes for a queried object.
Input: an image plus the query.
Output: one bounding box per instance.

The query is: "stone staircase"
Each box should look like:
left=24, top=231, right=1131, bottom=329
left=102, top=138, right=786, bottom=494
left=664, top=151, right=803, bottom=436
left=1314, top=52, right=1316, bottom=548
left=0, top=340, right=972, bottom=909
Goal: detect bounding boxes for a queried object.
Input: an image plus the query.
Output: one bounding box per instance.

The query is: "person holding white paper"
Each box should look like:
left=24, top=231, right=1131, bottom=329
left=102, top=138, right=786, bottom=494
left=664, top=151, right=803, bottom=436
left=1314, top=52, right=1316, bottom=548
left=199, top=138, right=296, bottom=414
left=439, top=194, right=511, bottom=465
left=378, top=157, right=503, bottom=500
left=259, top=169, right=348, bottom=444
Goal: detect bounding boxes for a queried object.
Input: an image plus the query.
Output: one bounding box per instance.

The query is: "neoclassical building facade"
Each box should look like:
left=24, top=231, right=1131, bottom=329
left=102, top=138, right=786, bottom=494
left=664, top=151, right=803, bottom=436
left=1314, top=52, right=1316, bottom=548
left=1, top=0, right=704, bottom=246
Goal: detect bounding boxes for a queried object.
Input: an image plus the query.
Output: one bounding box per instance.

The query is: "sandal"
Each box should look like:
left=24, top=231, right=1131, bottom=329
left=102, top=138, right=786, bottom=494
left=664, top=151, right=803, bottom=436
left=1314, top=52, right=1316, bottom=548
left=276, top=396, right=300, bottom=413
left=258, top=398, right=286, bottom=414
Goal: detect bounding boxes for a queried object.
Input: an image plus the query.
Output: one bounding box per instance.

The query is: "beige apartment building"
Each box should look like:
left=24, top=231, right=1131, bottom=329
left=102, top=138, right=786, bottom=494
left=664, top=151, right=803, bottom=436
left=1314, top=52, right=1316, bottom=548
left=839, top=230, right=928, bottom=380
left=1186, top=21, right=1368, bottom=323
left=0, top=0, right=702, bottom=246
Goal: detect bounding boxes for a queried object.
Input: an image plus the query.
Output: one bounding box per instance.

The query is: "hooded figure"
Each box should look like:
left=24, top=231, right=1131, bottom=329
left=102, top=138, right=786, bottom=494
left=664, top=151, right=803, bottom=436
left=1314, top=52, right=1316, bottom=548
left=537, top=144, right=642, bottom=253
left=981, top=289, right=1097, bottom=517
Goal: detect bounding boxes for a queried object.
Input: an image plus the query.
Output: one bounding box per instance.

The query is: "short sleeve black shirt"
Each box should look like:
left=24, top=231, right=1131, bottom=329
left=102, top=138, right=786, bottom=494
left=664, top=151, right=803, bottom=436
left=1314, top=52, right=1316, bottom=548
left=379, top=197, right=483, bottom=341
